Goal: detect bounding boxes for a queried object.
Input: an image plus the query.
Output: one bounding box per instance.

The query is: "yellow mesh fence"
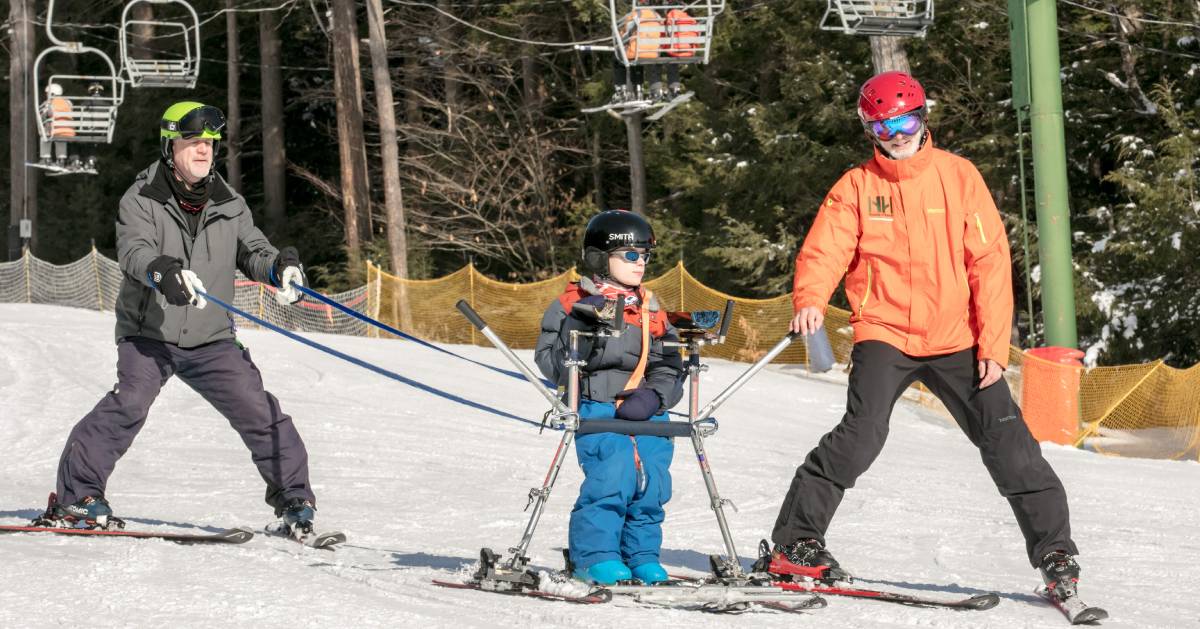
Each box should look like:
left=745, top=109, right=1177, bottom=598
left=369, top=260, right=1200, bottom=462
left=1078, top=362, right=1200, bottom=460
left=5, top=250, right=1195, bottom=461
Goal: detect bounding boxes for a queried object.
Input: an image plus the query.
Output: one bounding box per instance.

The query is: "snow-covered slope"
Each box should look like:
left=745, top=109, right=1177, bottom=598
left=2, top=304, right=1196, bottom=628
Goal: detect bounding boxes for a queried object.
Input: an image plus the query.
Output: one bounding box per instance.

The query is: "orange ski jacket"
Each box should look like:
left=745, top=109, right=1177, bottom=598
left=623, top=9, right=664, bottom=60
left=791, top=137, right=1014, bottom=367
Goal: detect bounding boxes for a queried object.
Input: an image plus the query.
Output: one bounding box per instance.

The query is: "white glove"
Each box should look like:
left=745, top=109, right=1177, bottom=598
left=180, top=269, right=207, bottom=309
left=275, top=266, right=304, bottom=305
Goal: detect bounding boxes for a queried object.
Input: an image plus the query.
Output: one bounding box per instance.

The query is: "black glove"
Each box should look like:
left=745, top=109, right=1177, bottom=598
left=272, top=246, right=306, bottom=305
left=147, top=255, right=198, bottom=307
left=570, top=294, right=617, bottom=326
left=614, top=387, right=662, bottom=421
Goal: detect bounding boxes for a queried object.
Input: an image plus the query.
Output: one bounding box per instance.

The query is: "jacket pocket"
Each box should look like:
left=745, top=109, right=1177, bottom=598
left=857, top=260, right=874, bottom=318
left=973, top=213, right=988, bottom=244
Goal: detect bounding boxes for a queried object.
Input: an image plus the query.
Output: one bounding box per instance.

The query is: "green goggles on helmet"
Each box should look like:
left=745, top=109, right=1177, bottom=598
left=161, top=105, right=226, bottom=140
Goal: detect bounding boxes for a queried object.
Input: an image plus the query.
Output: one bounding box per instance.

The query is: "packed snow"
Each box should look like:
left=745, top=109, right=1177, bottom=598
left=2, top=303, right=1197, bottom=628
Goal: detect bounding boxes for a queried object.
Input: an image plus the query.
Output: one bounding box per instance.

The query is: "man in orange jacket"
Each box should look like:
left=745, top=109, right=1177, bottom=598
left=762, top=72, right=1084, bottom=602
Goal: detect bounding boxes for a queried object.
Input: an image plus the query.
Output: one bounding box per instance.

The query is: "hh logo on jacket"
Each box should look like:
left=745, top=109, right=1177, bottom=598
left=868, top=196, right=894, bottom=220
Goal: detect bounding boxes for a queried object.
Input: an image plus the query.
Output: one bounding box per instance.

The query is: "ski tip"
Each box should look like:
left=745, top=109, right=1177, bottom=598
left=220, top=527, right=256, bottom=543
left=310, top=531, right=347, bottom=548
left=966, top=593, right=1002, bottom=610
left=1071, top=608, right=1109, bottom=625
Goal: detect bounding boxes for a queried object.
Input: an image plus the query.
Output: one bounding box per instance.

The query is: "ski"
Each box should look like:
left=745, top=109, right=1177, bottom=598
left=581, top=98, right=653, bottom=115
left=645, top=91, right=695, bottom=121
left=670, top=571, right=997, bottom=611
left=432, top=579, right=611, bottom=604
left=1036, top=586, right=1109, bottom=625
left=0, top=524, right=254, bottom=544
left=773, top=580, right=1000, bottom=610
left=607, top=581, right=826, bottom=613
left=263, top=522, right=346, bottom=549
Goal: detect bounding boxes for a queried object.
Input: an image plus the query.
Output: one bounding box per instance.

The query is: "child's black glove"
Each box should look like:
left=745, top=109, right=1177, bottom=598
left=570, top=294, right=617, bottom=326
left=614, top=387, right=662, bottom=421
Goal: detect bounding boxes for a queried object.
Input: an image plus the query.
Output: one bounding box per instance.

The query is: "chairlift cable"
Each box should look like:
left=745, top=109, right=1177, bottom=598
left=388, top=0, right=609, bottom=48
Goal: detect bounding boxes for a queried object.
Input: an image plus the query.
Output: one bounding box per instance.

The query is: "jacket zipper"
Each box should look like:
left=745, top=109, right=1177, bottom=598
left=135, top=284, right=151, bottom=332
left=973, top=213, right=988, bottom=244
left=858, top=261, right=873, bottom=317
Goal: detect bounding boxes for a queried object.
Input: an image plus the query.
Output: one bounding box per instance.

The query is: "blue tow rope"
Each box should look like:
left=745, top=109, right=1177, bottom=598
left=293, top=284, right=548, bottom=386
left=199, top=290, right=540, bottom=428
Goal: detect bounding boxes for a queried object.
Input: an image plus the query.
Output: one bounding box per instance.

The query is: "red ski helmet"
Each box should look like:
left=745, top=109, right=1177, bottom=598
left=857, top=71, right=926, bottom=122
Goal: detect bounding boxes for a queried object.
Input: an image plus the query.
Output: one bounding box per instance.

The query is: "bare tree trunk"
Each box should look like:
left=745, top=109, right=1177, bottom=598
left=331, top=0, right=372, bottom=265
left=366, top=0, right=412, bottom=327
left=259, top=10, right=287, bottom=237
left=591, top=124, right=605, bottom=211
left=130, top=3, right=155, bottom=60
left=437, top=0, right=459, bottom=125
left=626, top=112, right=646, bottom=214
left=225, top=0, right=242, bottom=192
left=522, top=44, right=541, bottom=110
left=869, top=36, right=910, bottom=73
left=1106, top=3, right=1157, bottom=114
left=8, top=0, right=38, bottom=260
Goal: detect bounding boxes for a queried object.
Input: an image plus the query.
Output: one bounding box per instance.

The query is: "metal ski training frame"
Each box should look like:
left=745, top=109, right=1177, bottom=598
left=454, top=298, right=804, bottom=589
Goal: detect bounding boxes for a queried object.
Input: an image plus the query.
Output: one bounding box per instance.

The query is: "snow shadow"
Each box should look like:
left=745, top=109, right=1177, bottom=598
left=856, top=576, right=1022, bottom=599
left=0, top=509, right=229, bottom=534
left=659, top=547, right=758, bottom=573
left=388, top=551, right=476, bottom=571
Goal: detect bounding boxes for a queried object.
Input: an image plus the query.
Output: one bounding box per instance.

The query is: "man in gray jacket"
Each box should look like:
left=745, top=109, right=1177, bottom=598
left=39, top=102, right=318, bottom=536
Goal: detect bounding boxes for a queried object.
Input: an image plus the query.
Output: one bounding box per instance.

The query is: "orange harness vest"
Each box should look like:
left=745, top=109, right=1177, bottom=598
left=614, top=290, right=655, bottom=492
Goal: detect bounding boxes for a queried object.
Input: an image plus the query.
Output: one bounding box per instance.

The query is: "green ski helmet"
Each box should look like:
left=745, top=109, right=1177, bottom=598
left=160, top=101, right=226, bottom=168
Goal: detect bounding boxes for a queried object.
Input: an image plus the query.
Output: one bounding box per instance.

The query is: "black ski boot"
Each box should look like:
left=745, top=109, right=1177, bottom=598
left=32, top=493, right=125, bottom=530
left=277, top=497, right=316, bottom=538
left=1039, top=551, right=1081, bottom=599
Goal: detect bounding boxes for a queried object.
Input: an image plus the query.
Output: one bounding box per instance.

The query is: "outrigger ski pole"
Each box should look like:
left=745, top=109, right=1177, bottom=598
left=455, top=299, right=804, bottom=591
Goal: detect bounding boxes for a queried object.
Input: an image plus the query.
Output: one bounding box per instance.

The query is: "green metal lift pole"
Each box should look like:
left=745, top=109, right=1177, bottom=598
left=1025, top=0, right=1078, bottom=347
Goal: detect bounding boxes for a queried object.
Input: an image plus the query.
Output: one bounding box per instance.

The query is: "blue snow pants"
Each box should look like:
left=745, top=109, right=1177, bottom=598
left=569, top=399, right=675, bottom=571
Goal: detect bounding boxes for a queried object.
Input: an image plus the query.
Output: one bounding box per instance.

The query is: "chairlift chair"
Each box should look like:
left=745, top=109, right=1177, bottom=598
left=579, top=1, right=724, bottom=118
left=29, top=44, right=123, bottom=175
left=820, top=0, right=935, bottom=38
left=609, top=0, right=725, bottom=68
left=119, top=0, right=202, bottom=88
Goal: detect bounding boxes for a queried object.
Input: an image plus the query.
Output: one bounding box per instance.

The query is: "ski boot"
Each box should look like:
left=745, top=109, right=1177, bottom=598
left=32, top=493, right=124, bottom=530
left=610, top=84, right=631, bottom=106
left=1039, top=551, right=1081, bottom=600
left=277, top=497, right=316, bottom=538
left=630, top=562, right=669, bottom=585
left=574, top=560, right=632, bottom=586
left=753, top=538, right=851, bottom=583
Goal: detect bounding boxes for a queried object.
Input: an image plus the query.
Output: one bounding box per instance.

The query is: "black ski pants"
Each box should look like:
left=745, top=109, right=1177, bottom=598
left=771, top=341, right=1077, bottom=567
left=55, top=337, right=315, bottom=513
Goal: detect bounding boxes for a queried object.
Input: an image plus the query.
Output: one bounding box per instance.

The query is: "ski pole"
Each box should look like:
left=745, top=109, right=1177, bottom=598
left=197, top=289, right=540, bottom=427
left=693, top=332, right=801, bottom=423
left=455, top=300, right=571, bottom=416
left=291, top=283, right=538, bottom=385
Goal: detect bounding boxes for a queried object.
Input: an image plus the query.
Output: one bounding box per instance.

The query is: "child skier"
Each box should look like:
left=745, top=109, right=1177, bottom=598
left=535, top=210, right=684, bottom=585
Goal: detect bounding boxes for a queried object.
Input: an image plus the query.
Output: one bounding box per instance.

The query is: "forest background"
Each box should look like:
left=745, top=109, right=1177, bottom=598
left=2, top=0, right=1198, bottom=366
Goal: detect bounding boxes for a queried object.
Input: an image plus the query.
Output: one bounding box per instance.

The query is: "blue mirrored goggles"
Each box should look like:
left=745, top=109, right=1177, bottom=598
left=611, top=249, right=651, bottom=263
left=867, top=110, right=924, bottom=141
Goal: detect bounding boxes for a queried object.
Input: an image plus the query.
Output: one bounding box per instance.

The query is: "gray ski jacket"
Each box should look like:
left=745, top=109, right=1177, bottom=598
left=535, top=278, right=684, bottom=410
left=113, top=161, right=279, bottom=348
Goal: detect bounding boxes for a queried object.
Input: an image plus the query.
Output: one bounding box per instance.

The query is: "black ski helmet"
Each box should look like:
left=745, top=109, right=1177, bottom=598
left=581, top=210, right=656, bottom=275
